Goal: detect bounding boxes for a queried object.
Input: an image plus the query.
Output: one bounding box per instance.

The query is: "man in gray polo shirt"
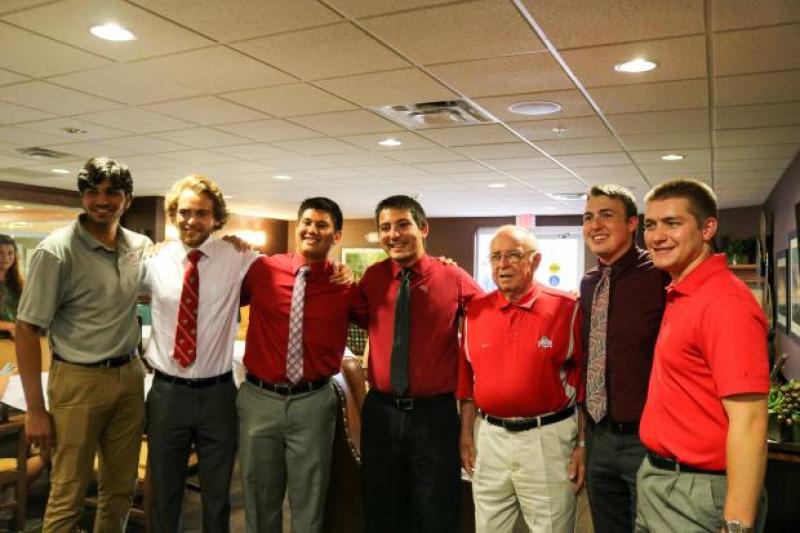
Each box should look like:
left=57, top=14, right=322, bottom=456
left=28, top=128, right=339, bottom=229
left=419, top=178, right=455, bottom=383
left=16, top=157, right=151, bottom=533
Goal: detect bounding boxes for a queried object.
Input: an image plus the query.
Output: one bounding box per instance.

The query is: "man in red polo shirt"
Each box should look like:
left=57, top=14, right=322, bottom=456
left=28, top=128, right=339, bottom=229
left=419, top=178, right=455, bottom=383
left=237, top=197, right=353, bottom=533
left=458, top=225, right=584, bottom=533
left=353, top=194, right=482, bottom=533
left=637, top=179, right=769, bottom=533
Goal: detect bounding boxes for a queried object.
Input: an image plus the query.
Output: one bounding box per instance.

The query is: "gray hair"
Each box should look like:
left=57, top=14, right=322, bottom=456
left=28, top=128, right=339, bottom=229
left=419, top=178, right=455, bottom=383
left=492, top=225, right=539, bottom=252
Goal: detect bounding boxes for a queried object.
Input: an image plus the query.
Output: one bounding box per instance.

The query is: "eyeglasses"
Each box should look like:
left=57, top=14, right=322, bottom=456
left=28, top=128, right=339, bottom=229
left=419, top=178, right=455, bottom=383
left=488, top=250, right=533, bottom=264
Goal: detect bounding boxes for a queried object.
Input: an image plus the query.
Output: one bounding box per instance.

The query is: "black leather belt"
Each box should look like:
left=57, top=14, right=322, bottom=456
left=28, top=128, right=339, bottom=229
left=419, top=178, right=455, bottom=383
left=53, top=352, right=136, bottom=368
left=154, top=369, right=232, bottom=388
left=370, top=390, right=454, bottom=410
left=246, top=373, right=329, bottom=396
left=594, top=418, right=640, bottom=435
left=647, top=451, right=725, bottom=475
left=481, top=406, right=576, bottom=432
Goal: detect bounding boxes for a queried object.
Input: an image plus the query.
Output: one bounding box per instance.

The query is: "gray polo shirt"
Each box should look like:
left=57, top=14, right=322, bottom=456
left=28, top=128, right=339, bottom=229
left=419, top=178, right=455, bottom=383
left=17, top=215, right=152, bottom=363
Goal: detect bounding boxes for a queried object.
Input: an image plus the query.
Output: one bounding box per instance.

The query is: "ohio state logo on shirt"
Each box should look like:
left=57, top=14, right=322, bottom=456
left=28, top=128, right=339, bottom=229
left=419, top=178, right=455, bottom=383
left=537, top=336, right=553, bottom=349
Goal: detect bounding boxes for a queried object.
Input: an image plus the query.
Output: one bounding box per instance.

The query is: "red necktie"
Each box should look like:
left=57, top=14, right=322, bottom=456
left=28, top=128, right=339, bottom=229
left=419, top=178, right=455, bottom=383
left=173, top=249, right=203, bottom=368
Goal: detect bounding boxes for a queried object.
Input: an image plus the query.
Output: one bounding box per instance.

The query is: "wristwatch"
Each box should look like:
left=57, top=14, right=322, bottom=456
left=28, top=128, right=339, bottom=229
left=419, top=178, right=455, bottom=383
left=723, top=520, right=752, bottom=533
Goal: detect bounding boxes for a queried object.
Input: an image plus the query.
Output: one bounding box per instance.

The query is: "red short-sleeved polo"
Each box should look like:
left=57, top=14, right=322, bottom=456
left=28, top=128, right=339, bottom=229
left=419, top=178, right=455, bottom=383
left=457, top=283, right=583, bottom=418
left=639, top=254, right=769, bottom=471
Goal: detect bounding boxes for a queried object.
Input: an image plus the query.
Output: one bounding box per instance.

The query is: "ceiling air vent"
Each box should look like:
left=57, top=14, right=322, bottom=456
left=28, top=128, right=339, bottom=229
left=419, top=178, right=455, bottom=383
left=375, top=100, right=492, bottom=129
left=15, top=146, right=71, bottom=160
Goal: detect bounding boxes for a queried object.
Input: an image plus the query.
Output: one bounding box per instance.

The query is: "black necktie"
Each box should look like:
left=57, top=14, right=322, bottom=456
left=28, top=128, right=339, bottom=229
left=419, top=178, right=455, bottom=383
left=390, top=269, right=412, bottom=395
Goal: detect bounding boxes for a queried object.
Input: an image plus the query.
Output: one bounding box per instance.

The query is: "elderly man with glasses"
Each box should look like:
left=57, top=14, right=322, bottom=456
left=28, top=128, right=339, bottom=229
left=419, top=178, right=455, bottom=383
left=458, top=225, right=585, bottom=533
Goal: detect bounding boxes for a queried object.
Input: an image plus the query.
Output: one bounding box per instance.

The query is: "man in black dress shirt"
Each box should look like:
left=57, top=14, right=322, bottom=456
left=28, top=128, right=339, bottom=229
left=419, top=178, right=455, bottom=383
left=579, top=185, right=669, bottom=533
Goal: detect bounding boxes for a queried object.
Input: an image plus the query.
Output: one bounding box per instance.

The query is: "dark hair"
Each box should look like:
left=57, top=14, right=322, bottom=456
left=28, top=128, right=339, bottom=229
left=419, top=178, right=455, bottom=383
left=77, top=157, right=133, bottom=195
left=645, top=178, right=718, bottom=227
left=297, top=197, right=343, bottom=231
left=374, top=195, right=427, bottom=229
left=0, top=234, right=23, bottom=299
left=588, top=184, right=638, bottom=218
left=166, top=175, right=229, bottom=230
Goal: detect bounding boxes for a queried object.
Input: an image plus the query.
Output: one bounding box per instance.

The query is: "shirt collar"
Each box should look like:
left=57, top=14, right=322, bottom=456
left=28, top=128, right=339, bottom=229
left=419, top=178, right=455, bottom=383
left=495, top=282, right=540, bottom=310
left=597, top=242, right=639, bottom=275
left=289, top=251, right=329, bottom=276
left=667, top=253, right=727, bottom=296
left=390, top=253, right=430, bottom=279
left=180, top=236, right=216, bottom=260
left=75, top=213, right=125, bottom=252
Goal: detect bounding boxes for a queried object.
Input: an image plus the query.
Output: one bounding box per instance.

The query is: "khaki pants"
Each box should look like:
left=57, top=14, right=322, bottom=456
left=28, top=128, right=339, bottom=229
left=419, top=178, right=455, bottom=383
left=472, top=414, right=578, bottom=533
left=44, top=358, right=146, bottom=533
left=635, top=456, right=767, bottom=533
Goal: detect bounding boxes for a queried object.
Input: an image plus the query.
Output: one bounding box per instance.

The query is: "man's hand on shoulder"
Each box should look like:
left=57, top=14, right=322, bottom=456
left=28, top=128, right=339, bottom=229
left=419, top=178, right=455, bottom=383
left=436, top=256, right=458, bottom=267
left=222, top=234, right=252, bottom=253
left=330, top=260, right=354, bottom=285
left=142, top=241, right=168, bottom=260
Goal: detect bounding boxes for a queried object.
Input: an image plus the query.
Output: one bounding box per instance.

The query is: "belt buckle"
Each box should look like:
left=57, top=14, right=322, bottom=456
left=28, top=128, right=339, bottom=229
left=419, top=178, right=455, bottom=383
left=275, top=384, right=293, bottom=395
left=395, top=397, right=414, bottom=410
left=101, top=358, right=114, bottom=368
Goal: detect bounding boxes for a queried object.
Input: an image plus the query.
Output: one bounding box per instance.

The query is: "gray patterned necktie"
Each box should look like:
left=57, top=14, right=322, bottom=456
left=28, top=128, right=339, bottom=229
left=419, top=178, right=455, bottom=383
left=587, top=266, right=611, bottom=423
left=286, top=265, right=310, bottom=383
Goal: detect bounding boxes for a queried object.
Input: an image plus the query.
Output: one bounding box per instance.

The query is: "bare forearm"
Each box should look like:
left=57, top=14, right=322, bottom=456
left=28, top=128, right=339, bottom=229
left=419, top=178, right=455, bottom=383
left=14, top=321, right=46, bottom=413
left=460, top=399, right=476, bottom=436
left=723, top=396, right=768, bottom=526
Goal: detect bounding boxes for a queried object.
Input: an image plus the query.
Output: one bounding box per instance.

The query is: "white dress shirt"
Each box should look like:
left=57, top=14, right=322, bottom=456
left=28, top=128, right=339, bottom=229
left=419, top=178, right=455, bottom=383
left=143, top=238, right=258, bottom=378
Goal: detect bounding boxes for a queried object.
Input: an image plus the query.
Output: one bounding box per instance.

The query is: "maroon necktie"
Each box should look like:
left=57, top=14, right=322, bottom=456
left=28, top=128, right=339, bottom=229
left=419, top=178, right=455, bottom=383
left=173, top=249, right=203, bottom=368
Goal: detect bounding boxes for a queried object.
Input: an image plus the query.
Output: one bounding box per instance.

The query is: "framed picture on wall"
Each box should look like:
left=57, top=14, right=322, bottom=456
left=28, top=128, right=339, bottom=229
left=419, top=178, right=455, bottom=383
left=342, top=247, right=388, bottom=280
left=776, top=250, right=788, bottom=330
left=789, top=232, right=800, bottom=339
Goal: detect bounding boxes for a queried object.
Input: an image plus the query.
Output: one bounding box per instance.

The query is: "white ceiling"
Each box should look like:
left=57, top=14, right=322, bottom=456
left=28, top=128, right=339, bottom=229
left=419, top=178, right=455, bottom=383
left=0, top=0, right=798, bottom=218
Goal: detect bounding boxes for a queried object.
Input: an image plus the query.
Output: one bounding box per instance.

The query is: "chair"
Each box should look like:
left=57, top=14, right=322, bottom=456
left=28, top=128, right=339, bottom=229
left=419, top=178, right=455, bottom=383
left=0, top=417, right=27, bottom=532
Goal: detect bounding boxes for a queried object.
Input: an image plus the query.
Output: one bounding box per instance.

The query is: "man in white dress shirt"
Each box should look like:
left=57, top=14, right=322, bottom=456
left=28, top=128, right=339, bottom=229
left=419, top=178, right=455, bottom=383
left=143, top=175, right=258, bottom=532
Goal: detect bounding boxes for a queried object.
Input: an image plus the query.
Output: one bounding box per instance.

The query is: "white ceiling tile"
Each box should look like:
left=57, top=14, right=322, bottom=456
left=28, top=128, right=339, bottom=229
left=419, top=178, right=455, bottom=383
left=714, top=144, right=799, bottom=161
left=512, top=116, right=610, bottom=140
left=715, top=71, right=800, bottom=107
left=607, top=109, right=709, bottom=135
left=338, top=131, right=437, bottom=151
left=715, top=126, right=800, bottom=147
left=3, top=0, right=212, bottom=62
left=535, top=136, right=621, bottom=155
left=712, top=0, right=800, bottom=31
left=18, top=118, right=131, bottom=142
left=133, top=46, right=295, bottom=94
left=0, top=126, right=76, bottom=147
left=455, top=143, right=544, bottom=159
left=303, top=167, right=367, bottom=179
left=511, top=168, right=576, bottom=180
left=350, top=164, right=432, bottom=178
left=290, top=110, right=402, bottom=136
left=319, top=152, right=397, bottom=166
left=554, top=152, right=632, bottom=167
left=233, top=22, right=407, bottom=80
left=715, top=102, right=800, bottom=130
left=363, top=0, right=544, bottom=65
left=216, top=119, right=323, bottom=142
left=143, top=97, right=268, bottom=126
left=429, top=53, right=574, bottom=98
left=420, top=124, right=520, bottom=146
left=101, top=135, right=191, bottom=154
left=630, top=148, right=711, bottom=164
left=620, top=130, right=710, bottom=151
left=211, top=143, right=300, bottom=160
left=110, top=154, right=182, bottom=170
left=715, top=24, right=800, bottom=76
left=573, top=165, right=643, bottom=179
left=484, top=157, right=559, bottom=171
left=414, top=161, right=489, bottom=174
left=564, top=36, right=707, bottom=88
left=51, top=64, right=202, bottom=105
left=130, top=0, right=342, bottom=42
left=0, top=1, right=55, bottom=15
left=159, top=150, right=238, bottom=165
left=385, top=147, right=466, bottom=163
left=590, top=79, right=708, bottom=114
left=0, top=68, right=27, bottom=86
left=257, top=157, right=341, bottom=171
left=0, top=101, right=53, bottom=125
left=477, top=90, right=595, bottom=123
left=325, top=0, right=455, bottom=18
left=153, top=127, right=251, bottom=148
left=639, top=161, right=712, bottom=176
left=222, top=84, right=355, bottom=117
left=0, top=21, right=111, bottom=77
left=316, top=68, right=456, bottom=107
left=714, top=158, right=793, bottom=172
left=272, top=138, right=365, bottom=156
left=77, top=108, right=193, bottom=134
left=0, top=81, right=121, bottom=114
left=47, top=140, right=130, bottom=159
left=524, top=0, right=704, bottom=49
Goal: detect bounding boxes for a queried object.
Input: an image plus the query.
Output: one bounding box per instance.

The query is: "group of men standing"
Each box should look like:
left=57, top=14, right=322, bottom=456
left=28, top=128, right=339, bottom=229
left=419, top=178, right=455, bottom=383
left=13, top=155, right=769, bottom=533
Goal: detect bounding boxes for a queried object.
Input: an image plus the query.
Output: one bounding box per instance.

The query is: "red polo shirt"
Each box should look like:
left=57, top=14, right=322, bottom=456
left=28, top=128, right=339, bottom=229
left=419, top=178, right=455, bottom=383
left=352, top=254, right=482, bottom=396
left=241, top=252, right=354, bottom=382
left=639, top=254, right=769, bottom=470
left=457, top=283, right=583, bottom=418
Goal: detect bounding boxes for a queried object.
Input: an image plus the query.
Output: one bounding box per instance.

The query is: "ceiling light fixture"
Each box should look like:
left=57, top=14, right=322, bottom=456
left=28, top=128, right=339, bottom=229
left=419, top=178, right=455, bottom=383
left=51, top=168, right=70, bottom=174
left=614, top=58, right=657, bottom=73
left=487, top=183, right=506, bottom=189
left=90, top=22, right=136, bottom=41
left=378, top=138, right=402, bottom=147
left=548, top=192, right=587, bottom=201
left=63, top=127, right=88, bottom=135
left=551, top=126, right=567, bottom=136
left=508, top=101, right=562, bottom=116
left=273, top=175, right=293, bottom=180
left=661, top=154, right=685, bottom=161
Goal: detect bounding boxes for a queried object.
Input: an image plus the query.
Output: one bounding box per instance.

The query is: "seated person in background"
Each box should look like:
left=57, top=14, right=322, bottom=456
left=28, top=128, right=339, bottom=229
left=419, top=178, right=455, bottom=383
left=0, top=234, right=22, bottom=339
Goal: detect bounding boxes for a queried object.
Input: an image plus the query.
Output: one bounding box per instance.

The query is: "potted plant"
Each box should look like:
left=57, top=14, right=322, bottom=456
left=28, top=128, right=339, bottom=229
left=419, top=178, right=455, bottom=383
left=724, top=238, right=756, bottom=265
left=768, top=380, right=800, bottom=443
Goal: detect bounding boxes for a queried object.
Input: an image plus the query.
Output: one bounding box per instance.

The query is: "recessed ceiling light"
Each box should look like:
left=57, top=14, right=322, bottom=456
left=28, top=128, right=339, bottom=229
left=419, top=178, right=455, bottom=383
left=51, top=168, right=70, bottom=174
left=487, top=183, right=507, bottom=189
left=661, top=154, right=685, bottom=161
left=2, top=204, right=23, bottom=210
left=223, top=195, right=234, bottom=199
left=614, top=58, right=657, bottom=73
left=378, top=138, right=402, bottom=147
left=90, top=22, right=136, bottom=41
left=273, top=175, right=293, bottom=180
left=508, top=101, right=562, bottom=116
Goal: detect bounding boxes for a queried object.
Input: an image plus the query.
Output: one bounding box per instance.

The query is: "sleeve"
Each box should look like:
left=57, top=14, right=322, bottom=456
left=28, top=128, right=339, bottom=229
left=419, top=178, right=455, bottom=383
left=700, top=291, right=769, bottom=398
left=349, top=278, right=369, bottom=329
left=570, top=301, right=585, bottom=404
left=16, top=248, right=64, bottom=328
left=456, top=312, right=475, bottom=400
left=240, top=259, right=258, bottom=307
left=239, top=250, right=260, bottom=280
left=457, top=267, right=483, bottom=308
